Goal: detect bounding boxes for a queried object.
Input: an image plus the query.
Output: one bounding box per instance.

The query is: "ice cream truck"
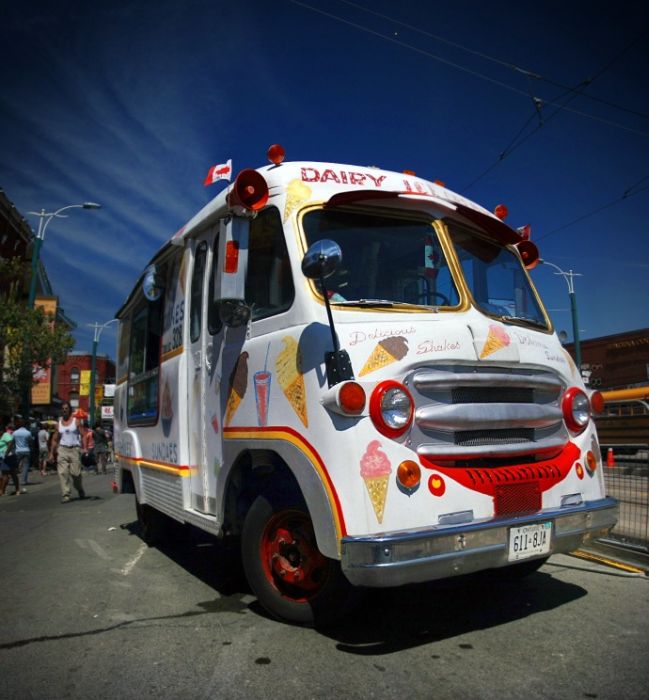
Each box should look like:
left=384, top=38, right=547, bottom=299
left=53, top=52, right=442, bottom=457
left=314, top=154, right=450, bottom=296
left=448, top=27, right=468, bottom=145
left=114, top=145, right=617, bottom=624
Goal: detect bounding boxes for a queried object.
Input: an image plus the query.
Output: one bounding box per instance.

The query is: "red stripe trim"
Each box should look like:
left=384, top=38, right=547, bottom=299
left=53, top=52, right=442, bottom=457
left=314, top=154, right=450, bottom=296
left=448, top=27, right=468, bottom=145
left=224, top=425, right=347, bottom=536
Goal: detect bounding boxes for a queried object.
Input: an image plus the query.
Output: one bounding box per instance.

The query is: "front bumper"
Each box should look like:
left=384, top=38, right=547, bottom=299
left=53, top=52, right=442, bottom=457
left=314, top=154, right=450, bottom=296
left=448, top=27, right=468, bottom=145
left=341, top=497, right=618, bottom=587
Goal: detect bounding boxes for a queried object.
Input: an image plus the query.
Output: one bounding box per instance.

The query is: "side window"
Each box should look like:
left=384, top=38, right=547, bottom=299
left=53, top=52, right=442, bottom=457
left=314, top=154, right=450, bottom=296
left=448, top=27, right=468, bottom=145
left=245, top=207, right=294, bottom=321
left=117, top=321, right=130, bottom=383
left=127, top=295, right=163, bottom=424
left=190, top=242, right=207, bottom=342
left=207, top=234, right=222, bottom=335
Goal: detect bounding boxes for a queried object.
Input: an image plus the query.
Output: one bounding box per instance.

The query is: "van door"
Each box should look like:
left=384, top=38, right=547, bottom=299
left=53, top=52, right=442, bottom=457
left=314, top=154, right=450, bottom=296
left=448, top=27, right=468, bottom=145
left=186, top=229, right=226, bottom=514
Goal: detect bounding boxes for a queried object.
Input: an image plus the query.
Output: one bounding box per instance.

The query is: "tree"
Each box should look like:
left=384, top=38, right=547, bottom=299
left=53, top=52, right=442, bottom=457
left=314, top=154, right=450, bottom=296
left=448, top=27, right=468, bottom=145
left=0, top=257, right=75, bottom=418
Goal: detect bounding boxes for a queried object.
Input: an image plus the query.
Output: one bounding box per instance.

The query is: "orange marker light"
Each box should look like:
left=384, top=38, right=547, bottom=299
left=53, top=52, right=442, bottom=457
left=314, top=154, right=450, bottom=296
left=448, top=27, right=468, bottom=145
left=397, top=460, right=421, bottom=490
left=494, top=204, right=509, bottom=220
left=590, top=391, right=605, bottom=414
left=338, top=382, right=366, bottom=415
left=586, top=451, right=597, bottom=473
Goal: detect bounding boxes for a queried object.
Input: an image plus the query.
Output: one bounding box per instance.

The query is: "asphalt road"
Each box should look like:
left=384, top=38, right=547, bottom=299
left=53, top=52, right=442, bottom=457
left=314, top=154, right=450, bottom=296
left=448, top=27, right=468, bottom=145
left=1, top=470, right=648, bottom=700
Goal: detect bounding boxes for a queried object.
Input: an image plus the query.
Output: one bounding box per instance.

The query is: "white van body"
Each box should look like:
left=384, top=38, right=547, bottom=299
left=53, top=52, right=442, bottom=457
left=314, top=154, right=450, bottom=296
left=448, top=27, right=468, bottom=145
left=114, top=157, right=617, bottom=623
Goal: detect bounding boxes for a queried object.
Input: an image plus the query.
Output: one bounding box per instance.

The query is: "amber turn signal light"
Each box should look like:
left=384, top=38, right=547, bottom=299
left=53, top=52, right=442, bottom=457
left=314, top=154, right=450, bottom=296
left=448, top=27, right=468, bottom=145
left=397, top=460, right=421, bottom=490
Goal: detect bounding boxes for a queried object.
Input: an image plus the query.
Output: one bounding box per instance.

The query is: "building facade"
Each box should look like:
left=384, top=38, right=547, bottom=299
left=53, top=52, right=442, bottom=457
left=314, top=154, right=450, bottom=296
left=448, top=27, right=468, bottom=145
left=56, top=352, right=116, bottom=418
left=565, top=327, right=649, bottom=390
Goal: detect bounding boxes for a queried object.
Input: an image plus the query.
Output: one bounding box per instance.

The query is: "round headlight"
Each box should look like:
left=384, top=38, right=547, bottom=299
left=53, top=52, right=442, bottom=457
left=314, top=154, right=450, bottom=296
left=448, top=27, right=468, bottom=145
left=562, top=387, right=591, bottom=433
left=370, top=381, right=414, bottom=438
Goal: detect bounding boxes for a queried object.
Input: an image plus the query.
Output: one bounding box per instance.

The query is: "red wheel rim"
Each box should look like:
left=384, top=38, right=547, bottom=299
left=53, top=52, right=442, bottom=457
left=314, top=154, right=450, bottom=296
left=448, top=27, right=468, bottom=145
left=260, top=509, right=330, bottom=602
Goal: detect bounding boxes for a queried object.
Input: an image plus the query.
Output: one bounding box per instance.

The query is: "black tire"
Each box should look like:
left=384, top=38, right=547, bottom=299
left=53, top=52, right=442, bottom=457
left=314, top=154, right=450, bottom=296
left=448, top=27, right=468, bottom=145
left=241, top=492, right=355, bottom=625
left=135, top=497, right=170, bottom=546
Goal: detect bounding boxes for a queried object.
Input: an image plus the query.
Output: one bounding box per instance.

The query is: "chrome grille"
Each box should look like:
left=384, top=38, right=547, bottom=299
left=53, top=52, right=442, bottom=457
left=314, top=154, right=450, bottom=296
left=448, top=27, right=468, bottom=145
left=454, top=428, right=535, bottom=446
left=452, top=387, right=533, bottom=404
left=407, top=365, right=568, bottom=461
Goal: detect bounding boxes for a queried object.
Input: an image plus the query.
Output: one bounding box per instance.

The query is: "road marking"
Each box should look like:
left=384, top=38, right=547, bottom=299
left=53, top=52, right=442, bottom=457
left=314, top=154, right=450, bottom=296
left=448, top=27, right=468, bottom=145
left=74, top=539, right=111, bottom=560
left=570, top=549, right=647, bottom=575
left=121, top=543, right=148, bottom=576
left=88, top=540, right=111, bottom=560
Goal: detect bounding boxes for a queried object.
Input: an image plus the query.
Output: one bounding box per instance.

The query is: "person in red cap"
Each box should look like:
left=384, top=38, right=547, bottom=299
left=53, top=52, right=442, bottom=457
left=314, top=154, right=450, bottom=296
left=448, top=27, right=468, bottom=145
left=49, top=401, right=85, bottom=503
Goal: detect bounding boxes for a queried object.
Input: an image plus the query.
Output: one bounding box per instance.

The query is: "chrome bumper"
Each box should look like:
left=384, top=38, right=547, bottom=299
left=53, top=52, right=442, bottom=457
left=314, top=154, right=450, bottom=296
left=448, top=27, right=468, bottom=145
left=341, top=498, right=618, bottom=587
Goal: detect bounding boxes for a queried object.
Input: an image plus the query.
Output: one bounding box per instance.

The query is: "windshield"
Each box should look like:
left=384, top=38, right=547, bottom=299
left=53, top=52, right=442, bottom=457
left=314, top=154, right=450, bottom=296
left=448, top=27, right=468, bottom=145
left=302, top=209, right=460, bottom=308
left=447, top=224, right=549, bottom=329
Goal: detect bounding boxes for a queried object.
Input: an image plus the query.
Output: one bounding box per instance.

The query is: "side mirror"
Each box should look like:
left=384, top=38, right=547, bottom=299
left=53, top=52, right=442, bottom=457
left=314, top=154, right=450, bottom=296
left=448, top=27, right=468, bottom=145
left=142, top=264, right=164, bottom=302
left=218, top=298, right=251, bottom=328
left=301, top=239, right=342, bottom=280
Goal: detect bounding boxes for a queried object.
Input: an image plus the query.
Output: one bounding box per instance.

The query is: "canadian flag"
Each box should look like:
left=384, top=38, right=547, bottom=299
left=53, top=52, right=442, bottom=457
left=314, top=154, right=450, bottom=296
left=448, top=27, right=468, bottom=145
left=516, top=224, right=532, bottom=240
left=204, top=159, right=233, bottom=186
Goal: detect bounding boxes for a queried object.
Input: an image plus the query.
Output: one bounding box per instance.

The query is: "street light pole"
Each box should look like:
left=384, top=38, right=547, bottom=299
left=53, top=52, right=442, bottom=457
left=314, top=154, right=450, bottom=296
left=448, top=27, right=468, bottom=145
left=27, top=202, right=102, bottom=308
left=539, top=259, right=583, bottom=369
left=88, top=319, right=118, bottom=425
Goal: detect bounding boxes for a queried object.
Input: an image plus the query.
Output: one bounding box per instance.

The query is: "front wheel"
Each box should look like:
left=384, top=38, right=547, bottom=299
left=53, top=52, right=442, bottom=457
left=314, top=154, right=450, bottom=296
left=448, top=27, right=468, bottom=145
left=241, top=492, right=354, bottom=625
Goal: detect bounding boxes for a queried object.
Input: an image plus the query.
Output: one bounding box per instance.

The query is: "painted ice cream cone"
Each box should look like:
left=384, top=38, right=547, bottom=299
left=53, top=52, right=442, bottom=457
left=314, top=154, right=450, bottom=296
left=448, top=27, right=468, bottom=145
left=283, top=179, right=312, bottom=222
left=359, top=336, right=409, bottom=377
left=275, top=337, right=308, bottom=427
left=479, top=324, right=511, bottom=359
left=360, top=440, right=392, bottom=523
left=224, top=352, right=249, bottom=426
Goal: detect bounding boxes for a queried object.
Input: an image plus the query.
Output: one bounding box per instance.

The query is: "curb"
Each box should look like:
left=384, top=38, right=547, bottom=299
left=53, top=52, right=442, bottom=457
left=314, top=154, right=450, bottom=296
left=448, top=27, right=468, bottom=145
left=573, top=539, right=649, bottom=575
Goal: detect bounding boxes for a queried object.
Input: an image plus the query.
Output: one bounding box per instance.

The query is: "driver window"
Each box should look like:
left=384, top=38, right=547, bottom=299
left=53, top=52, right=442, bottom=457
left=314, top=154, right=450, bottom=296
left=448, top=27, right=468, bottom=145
left=245, top=207, right=294, bottom=321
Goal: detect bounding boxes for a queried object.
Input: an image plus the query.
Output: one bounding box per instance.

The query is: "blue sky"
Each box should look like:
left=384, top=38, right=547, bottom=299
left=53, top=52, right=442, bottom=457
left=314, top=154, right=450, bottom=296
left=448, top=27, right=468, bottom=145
left=2, top=0, right=648, bottom=360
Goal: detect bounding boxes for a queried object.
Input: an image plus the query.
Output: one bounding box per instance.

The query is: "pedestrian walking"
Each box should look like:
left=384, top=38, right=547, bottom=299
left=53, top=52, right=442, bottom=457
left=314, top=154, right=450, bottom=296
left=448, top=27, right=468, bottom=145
left=38, top=423, right=49, bottom=475
left=12, top=418, right=33, bottom=489
left=93, top=422, right=109, bottom=474
left=81, top=420, right=96, bottom=473
left=0, top=423, right=22, bottom=496
left=49, top=402, right=85, bottom=503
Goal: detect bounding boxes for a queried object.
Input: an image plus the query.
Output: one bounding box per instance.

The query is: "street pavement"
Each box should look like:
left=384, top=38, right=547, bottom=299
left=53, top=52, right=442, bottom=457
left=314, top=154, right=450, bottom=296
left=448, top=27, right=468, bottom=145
left=1, top=468, right=648, bottom=700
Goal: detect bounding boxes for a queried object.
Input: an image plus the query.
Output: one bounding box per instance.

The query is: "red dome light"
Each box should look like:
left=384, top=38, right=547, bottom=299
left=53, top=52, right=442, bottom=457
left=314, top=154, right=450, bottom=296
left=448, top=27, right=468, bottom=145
left=267, top=144, right=286, bottom=165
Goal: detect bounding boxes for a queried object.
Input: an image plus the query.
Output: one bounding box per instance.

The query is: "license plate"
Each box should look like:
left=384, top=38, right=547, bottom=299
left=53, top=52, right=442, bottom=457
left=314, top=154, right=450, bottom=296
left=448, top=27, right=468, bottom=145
left=508, top=522, right=552, bottom=562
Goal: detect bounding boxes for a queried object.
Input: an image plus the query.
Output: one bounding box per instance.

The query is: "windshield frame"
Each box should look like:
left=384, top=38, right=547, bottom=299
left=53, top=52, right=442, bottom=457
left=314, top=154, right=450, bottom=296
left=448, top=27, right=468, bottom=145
left=296, top=203, right=553, bottom=332
left=298, top=204, right=469, bottom=313
left=441, top=219, right=553, bottom=333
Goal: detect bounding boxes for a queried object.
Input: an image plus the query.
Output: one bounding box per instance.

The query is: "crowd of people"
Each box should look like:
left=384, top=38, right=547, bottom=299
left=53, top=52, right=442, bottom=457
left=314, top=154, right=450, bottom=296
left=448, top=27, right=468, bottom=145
left=0, top=405, right=113, bottom=502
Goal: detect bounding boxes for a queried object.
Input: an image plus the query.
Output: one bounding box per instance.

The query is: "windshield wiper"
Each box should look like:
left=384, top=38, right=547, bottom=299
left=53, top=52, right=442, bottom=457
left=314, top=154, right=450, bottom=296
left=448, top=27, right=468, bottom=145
left=335, top=299, right=396, bottom=307
left=501, top=314, right=547, bottom=329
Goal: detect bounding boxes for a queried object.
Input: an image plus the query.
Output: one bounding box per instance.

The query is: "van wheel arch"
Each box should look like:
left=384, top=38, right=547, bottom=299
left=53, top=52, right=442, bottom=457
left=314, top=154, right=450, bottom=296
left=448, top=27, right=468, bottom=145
left=223, top=450, right=302, bottom=536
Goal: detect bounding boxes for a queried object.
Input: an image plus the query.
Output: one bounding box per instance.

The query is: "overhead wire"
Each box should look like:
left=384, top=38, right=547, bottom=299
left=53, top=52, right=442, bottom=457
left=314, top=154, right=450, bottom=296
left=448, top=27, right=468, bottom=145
left=536, top=174, right=649, bottom=241
left=289, top=1, right=649, bottom=140
left=461, top=32, right=648, bottom=191
left=289, top=0, right=649, bottom=234
left=335, top=0, right=649, bottom=122
left=287, top=0, right=545, bottom=99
